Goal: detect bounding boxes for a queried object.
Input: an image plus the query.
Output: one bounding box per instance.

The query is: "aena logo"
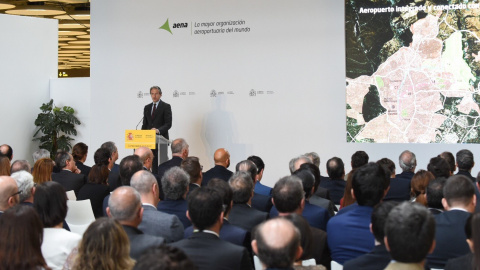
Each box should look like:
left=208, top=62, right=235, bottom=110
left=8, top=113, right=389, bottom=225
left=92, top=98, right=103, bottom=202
left=159, top=19, right=188, bottom=34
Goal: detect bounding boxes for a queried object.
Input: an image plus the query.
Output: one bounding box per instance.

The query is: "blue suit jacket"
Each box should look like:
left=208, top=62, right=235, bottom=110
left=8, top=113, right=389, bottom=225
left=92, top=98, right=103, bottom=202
left=202, top=165, right=233, bottom=186
left=319, top=177, right=346, bottom=204
left=327, top=205, right=375, bottom=264
left=254, top=182, right=272, bottom=196
left=383, top=177, right=411, bottom=201
left=157, top=156, right=183, bottom=180
left=395, top=171, right=414, bottom=182
left=343, top=244, right=391, bottom=270
left=184, top=219, right=250, bottom=248
left=269, top=201, right=330, bottom=231
left=157, top=198, right=191, bottom=229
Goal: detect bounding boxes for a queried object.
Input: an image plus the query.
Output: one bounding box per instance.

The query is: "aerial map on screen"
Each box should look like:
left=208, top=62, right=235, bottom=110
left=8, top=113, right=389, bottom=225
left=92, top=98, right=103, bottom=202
left=346, top=0, right=480, bottom=143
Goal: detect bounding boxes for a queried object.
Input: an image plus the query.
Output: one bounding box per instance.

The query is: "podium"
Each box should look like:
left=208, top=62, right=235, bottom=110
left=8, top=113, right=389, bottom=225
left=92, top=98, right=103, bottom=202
left=125, top=130, right=170, bottom=166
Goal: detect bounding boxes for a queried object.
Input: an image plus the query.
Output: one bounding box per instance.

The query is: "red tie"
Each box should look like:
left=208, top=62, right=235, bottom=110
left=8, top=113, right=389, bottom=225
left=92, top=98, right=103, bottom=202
left=152, top=103, right=156, bottom=118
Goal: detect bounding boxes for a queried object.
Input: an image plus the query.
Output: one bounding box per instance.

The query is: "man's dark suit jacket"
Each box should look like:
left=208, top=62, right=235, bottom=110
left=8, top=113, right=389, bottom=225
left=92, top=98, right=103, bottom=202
left=309, top=195, right=336, bottom=217
left=52, top=170, right=86, bottom=196
left=319, top=178, right=346, bottom=205
left=187, top=183, right=200, bottom=197
left=122, top=225, right=165, bottom=260
left=107, top=169, right=121, bottom=192
left=170, top=231, right=252, bottom=270
left=184, top=219, right=250, bottom=249
left=427, top=210, right=472, bottom=269
left=157, top=198, right=191, bottom=229
left=157, top=156, right=183, bottom=180
left=229, top=203, right=268, bottom=232
left=251, top=192, right=273, bottom=213
left=75, top=161, right=91, bottom=178
left=202, top=165, right=233, bottom=186
left=315, top=186, right=331, bottom=200
left=269, top=202, right=330, bottom=231
left=343, top=244, right=391, bottom=270
left=143, top=167, right=164, bottom=200
left=383, top=177, right=411, bottom=201
left=395, top=170, right=414, bottom=182
left=77, top=183, right=110, bottom=218
left=444, top=252, right=473, bottom=270
left=142, top=100, right=172, bottom=138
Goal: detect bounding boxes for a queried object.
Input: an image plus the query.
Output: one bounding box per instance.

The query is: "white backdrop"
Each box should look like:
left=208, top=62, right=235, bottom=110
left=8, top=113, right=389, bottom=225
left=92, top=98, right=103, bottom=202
left=0, top=14, right=57, bottom=164
left=89, top=0, right=480, bottom=186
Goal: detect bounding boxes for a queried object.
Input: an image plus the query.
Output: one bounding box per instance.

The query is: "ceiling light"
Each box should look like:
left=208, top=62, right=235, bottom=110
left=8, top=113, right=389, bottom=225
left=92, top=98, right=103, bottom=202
left=58, top=31, right=88, bottom=36
left=6, top=6, right=66, bottom=16
left=57, top=54, right=83, bottom=57
left=77, top=34, right=90, bottom=39
left=58, top=21, right=90, bottom=29
left=61, top=45, right=90, bottom=49
left=0, top=2, right=15, bottom=10
left=54, top=10, right=90, bottom=20
left=59, top=50, right=89, bottom=53
left=59, top=37, right=77, bottom=41
left=68, top=40, right=90, bottom=45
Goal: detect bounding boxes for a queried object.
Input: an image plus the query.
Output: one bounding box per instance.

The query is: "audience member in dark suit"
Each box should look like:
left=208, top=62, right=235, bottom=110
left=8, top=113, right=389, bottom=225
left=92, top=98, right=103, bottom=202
left=383, top=202, right=436, bottom=270
left=157, top=167, right=191, bottom=228
left=395, top=150, right=416, bottom=182
left=51, top=151, right=85, bottom=196
left=228, top=171, right=268, bottom=232
left=288, top=155, right=313, bottom=174
left=439, top=151, right=456, bottom=175
left=132, top=246, right=196, bottom=270
left=248, top=155, right=272, bottom=196
left=252, top=217, right=302, bottom=270
left=301, top=163, right=337, bottom=216
left=270, top=169, right=330, bottom=231
left=455, top=149, right=480, bottom=213
left=171, top=187, right=252, bottom=270
left=157, top=138, right=189, bottom=180
left=102, top=155, right=144, bottom=216
left=426, top=177, right=447, bottom=215
left=444, top=213, right=475, bottom=270
left=320, top=157, right=346, bottom=205
left=202, top=148, right=233, bottom=186
left=181, top=157, right=202, bottom=197
left=343, top=201, right=399, bottom=270
left=106, top=186, right=165, bottom=260
left=269, top=175, right=330, bottom=267
left=427, top=156, right=451, bottom=179
left=327, top=162, right=390, bottom=264
left=101, top=141, right=119, bottom=172
left=236, top=159, right=273, bottom=213
left=427, top=175, right=475, bottom=269
left=72, top=142, right=91, bottom=178
left=185, top=178, right=251, bottom=252
left=135, top=146, right=165, bottom=200
left=344, top=150, right=369, bottom=182
left=11, top=170, right=34, bottom=205
left=77, top=164, right=110, bottom=218
left=378, top=158, right=411, bottom=201
left=131, top=170, right=184, bottom=243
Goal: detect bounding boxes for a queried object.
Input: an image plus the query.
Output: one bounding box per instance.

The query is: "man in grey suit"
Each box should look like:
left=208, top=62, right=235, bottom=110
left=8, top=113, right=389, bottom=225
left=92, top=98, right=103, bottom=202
left=107, top=186, right=165, bottom=260
left=131, top=170, right=184, bottom=243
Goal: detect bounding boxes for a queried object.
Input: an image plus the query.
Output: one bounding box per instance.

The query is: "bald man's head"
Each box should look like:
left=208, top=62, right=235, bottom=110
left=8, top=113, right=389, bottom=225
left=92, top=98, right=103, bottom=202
left=0, top=144, right=13, bottom=161
left=252, top=218, right=301, bottom=268
left=214, top=148, right=230, bottom=168
left=134, top=147, right=154, bottom=170
left=0, top=176, right=20, bottom=211
left=107, top=186, right=143, bottom=226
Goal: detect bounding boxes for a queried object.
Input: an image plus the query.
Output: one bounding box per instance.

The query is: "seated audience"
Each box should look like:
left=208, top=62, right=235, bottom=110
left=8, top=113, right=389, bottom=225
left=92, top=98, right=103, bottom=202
left=0, top=204, right=49, bottom=270
left=289, top=155, right=312, bottom=174
left=0, top=144, right=13, bottom=161
left=345, top=150, right=369, bottom=181
left=181, top=156, right=203, bottom=196
left=202, top=148, right=233, bottom=186
left=396, top=150, right=416, bottom=181
left=33, top=157, right=54, bottom=184
left=133, top=246, right=196, bottom=270
left=157, top=167, right=191, bottom=228
left=66, top=217, right=135, bottom=270
left=380, top=158, right=410, bottom=201
left=11, top=170, right=35, bottom=205
left=10, top=159, right=31, bottom=174
left=158, top=138, right=189, bottom=180
left=32, top=148, right=50, bottom=163
left=426, top=177, right=447, bottom=215
left=410, top=170, right=435, bottom=206
left=301, top=163, right=337, bottom=216
left=77, top=164, right=110, bottom=218
left=107, top=186, right=165, bottom=260
left=384, top=202, right=436, bottom=270
left=34, top=181, right=81, bottom=270
left=248, top=155, right=272, bottom=196
left=427, top=175, right=475, bottom=269
left=444, top=213, right=475, bottom=270
left=101, top=141, right=120, bottom=173
left=72, top=142, right=91, bottom=178
left=427, top=156, right=451, bottom=179
left=134, top=146, right=164, bottom=200
left=236, top=159, right=273, bottom=212
left=0, top=176, right=20, bottom=215
left=52, top=151, right=85, bottom=196
left=0, top=156, right=11, bottom=176
left=321, top=157, right=346, bottom=204
left=327, top=162, right=389, bottom=264
left=456, top=149, right=476, bottom=181
left=171, top=187, right=252, bottom=270
left=439, top=151, right=456, bottom=175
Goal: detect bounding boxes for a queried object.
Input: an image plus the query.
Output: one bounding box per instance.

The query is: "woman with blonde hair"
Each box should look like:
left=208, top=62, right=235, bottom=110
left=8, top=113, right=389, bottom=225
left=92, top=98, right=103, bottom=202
left=68, top=218, right=135, bottom=270
left=33, top=158, right=54, bottom=184
left=410, top=170, right=435, bottom=206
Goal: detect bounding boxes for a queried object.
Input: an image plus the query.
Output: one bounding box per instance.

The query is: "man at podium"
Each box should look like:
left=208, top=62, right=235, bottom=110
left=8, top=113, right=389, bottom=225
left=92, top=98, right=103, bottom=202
left=142, top=86, right=172, bottom=174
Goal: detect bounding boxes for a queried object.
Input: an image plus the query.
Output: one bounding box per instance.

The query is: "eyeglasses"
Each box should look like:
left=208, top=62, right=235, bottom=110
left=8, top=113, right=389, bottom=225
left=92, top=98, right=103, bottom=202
left=8, top=190, right=22, bottom=199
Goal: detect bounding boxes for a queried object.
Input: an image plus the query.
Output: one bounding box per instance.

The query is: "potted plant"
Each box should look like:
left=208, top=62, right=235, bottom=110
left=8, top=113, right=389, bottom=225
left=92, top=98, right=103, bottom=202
left=33, top=99, right=81, bottom=158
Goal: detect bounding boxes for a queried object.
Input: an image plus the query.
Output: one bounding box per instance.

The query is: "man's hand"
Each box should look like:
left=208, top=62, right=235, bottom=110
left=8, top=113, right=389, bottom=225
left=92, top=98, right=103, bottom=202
left=151, top=128, right=160, bottom=134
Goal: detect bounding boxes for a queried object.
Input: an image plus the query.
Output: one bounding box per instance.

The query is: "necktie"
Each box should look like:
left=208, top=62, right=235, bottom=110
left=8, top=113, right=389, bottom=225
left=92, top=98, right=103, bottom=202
left=152, top=103, right=156, bottom=118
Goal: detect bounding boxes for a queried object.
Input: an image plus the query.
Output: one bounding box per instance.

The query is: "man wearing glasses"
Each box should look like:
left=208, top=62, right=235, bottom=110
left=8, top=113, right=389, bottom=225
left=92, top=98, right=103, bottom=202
left=0, top=176, right=20, bottom=216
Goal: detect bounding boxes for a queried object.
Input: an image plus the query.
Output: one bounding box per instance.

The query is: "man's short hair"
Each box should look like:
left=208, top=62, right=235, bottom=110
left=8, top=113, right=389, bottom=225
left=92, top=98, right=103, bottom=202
left=207, top=178, right=233, bottom=215
left=10, top=160, right=31, bottom=174
left=272, top=176, right=304, bottom=213
left=32, top=149, right=50, bottom=163
left=94, top=148, right=111, bottom=166
left=456, top=149, right=474, bottom=171
left=443, top=175, right=475, bottom=207
left=229, top=171, right=254, bottom=204
left=108, top=186, right=142, bottom=222
left=11, top=171, right=34, bottom=203
left=292, top=169, right=315, bottom=199
left=376, top=158, right=395, bottom=176
left=352, top=162, right=389, bottom=207
left=299, top=163, right=322, bottom=192
left=55, top=151, right=71, bottom=169
left=371, top=201, right=399, bottom=244
left=72, top=142, right=88, bottom=161
left=385, top=202, right=435, bottom=263
left=101, top=141, right=118, bottom=157
left=150, top=85, right=162, bottom=94
left=0, top=144, right=13, bottom=160
left=288, top=155, right=312, bottom=174
left=304, top=152, right=320, bottom=168
left=131, top=170, right=157, bottom=195
left=438, top=152, right=455, bottom=174
left=235, top=160, right=258, bottom=182
left=181, top=157, right=202, bottom=184
left=187, top=187, right=223, bottom=230
left=161, top=167, right=189, bottom=200
left=133, top=246, right=195, bottom=270
left=398, top=150, right=416, bottom=172
left=171, top=139, right=188, bottom=154
left=248, top=155, right=265, bottom=173
left=119, top=155, right=143, bottom=186
left=426, top=177, right=447, bottom=209
left=427, top=157, right=450, bottom=178
left=254, top=218, right=301, bottom=268
left=351, top=151, right=369, bottom=169
left=326, top=157, right=345, bottom=179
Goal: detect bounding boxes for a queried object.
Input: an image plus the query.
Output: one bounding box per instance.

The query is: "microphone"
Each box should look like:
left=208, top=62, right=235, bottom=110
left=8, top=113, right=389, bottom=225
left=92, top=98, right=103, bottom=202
left=135, top=116, right=144, bottom=130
